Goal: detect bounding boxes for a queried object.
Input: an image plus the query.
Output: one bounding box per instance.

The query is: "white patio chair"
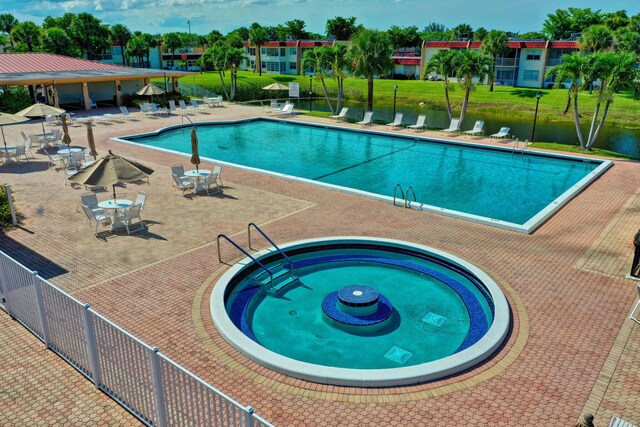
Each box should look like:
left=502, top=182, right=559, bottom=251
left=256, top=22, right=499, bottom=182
left=123, top=203, right=145, bottom=235
left=170, top=164, right=188, bottom=182
left=135, top=192, right=147, bottom=211
left=9, top=145, right=27, bottom=163
left=197, top=173, right=222, bottom=195
left=408, top=114, right=427, bottom=131
left=356, top=111, right=374, bottom=126
left=212, top=164, right=223, bottom=187
left=329, top=108, right=348, bottom=120
left=172, top=173, right=195, bottom=195
left=386, top=113, right=403, bottom=128
left=24, top=139, right=36, bottom=159
left=43, top=149, right=62, bottom=168
left=81, top=204, right=111, bottom=233
left=63, top=165, right=79, bottom=186
left=214, top=96, right=223, bottom=107
left=442, top=118, right=460, bottom=133
left=463, top=120, right=485, bottom=136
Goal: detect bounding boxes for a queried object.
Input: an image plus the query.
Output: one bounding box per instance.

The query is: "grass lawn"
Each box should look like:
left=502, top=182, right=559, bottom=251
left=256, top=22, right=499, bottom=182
left=176, top=71, right=640, bottom=130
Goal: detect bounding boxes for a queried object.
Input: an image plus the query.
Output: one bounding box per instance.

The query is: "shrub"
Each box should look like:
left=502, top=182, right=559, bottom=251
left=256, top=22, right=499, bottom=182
left=0, top=185, right=15, bottom=228
left=0, top=87, right=32, bottom=114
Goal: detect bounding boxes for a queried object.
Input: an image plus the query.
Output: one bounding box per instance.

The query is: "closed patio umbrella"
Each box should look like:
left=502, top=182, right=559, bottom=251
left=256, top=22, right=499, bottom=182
left=69, top=150, right=154, bottom=199
left=86, top=122, right=98, bottom=160
left=0, top=113, right=29, bottom=149
left=61, top=114, right=72, bottom=147
left=190, top=127, right=200, bottom=172
left=15, top=103, right=65, bottom=133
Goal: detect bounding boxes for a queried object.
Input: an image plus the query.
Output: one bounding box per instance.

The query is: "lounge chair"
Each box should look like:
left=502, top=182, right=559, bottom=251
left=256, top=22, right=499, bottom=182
left=150, top=103, right=168, bottom=116
left=329, top=108, right=348, bottom=120
left=490, top=127, right=511, bottom=139
left=407, top=115, right=427, bottom=131
left=178, top=100, right=194, bottom=114
left=190, top=100, right=207, bottom=112
left=119, top=106, right=136, bottom=120
left=386, top=113, right=403, bottom=128
left=356, top=111, right=374, bottom=126
left=274, top=103, right=294, bottom=116
left=168, top=100, right=178, bottom=115
left=463, top=120, right=485, bottom=136
left=442, top=118, right=460, bottom=133
left=88, top=98, right=97, bottom=109
left=608, top=416, right=638, bottom=427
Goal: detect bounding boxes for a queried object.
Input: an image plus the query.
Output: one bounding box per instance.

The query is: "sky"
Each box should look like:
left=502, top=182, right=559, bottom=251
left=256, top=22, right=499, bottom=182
left=0, top=0, right=638, bottom=36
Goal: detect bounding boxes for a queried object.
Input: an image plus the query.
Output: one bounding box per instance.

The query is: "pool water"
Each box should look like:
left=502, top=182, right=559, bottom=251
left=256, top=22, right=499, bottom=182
left=226, top=247, right=494, bottom=370
left=123, top=119, right=605, bottom=226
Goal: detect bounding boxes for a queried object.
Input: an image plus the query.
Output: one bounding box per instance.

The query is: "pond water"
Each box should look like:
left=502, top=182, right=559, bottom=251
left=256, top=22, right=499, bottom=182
left=292, top=99, right=640, bottom=158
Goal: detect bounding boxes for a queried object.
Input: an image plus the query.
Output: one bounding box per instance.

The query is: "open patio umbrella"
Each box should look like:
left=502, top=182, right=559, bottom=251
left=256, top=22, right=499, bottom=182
left=0, top=113, right=29, bottom=149
left=86, top=122, right=98, bottom=160
left=136, top=84, right=165, bottom=104
left=15, top=103, right=65, bottom=133
left=190, top=127, right=200, bottom=172
left=61, top=114, right=72, bottom=147
left=262, top=83, right=289, bottom=91
left=69, top=150, right=154, bottom=199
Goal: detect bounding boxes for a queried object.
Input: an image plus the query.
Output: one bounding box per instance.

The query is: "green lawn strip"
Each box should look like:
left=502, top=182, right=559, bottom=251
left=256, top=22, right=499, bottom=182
left=170, top=71, right=640, bottom=129
left=529, top=142, right=639, bottom=161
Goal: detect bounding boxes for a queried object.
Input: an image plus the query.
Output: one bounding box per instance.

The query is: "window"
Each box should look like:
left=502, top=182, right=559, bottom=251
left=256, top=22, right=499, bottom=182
left=289, top=62, right=297, bottom=70
left=247, top=47, right=256, bottom=56
left=280, top=48, right=286, bottom=57
left=526, top=50, right=541, bottom=60
left=523, top=70, right=539, bottom=81
left=260, top=47, right=265, bottom=55
left=289, top=48, right=297, bottom=55
left=265, top=48, right=280, bottom=56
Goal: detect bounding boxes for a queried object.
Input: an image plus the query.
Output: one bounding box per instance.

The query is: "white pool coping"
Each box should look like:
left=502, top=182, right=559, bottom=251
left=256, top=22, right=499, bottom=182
left=210, top=236, right=511, bottom=387
left=112, top=117, right=613, bottom=234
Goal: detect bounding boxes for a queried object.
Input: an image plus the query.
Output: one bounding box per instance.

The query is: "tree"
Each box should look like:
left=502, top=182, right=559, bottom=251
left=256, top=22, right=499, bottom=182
left=163, top=32, right=182, bottom=69
left=614, top=28, right=640, bottom=54
left=481, top=30, right=509, bottom=91
left=42, top=28, right=76, bottom=56
left=11, top=21, right=41, bottom=52
left=387, top=25, right=421, bottom=49
left=126, top=35, right=149, bottom=68
left=326, top=16, right=359, bottom=40
left=347, top=29, right=392, bottom=111
left=423, top=22, right=447, bottom=33
left=303, top=47, right=334, bottom=114
left=326, top=43, right=348, bottom=113
left=200, top=43, right=246, bottom=100
left=451, top=23, right=473, bottom=40
left=542, top=8, right=603, bottom=40
left=248, top=26, right=268, bottom=76
left=207, top=30, right=223, bottom=46
left=454, top=50, right=493, bottom=126
left=284, top=19, right=309, bottom=39
left=70, top=13, right=104, bottom=59
left=474, top=27, right=488, bottom=41
left=545, top=52, right=583, bottom=138
left=516, top=31, right=547, bottom=40
left=227, top=27, right=249, bottom=42
left=43, top=13, right=75, bottom=31
left=111, top=24, right=132, bottom=66
left=578, top=25, right=613, bottom=51
left=604, top=10, right=629, bottom=31
left=0, top=13, right=17, bottom=45
left=423, top=49, right=459, bottom=121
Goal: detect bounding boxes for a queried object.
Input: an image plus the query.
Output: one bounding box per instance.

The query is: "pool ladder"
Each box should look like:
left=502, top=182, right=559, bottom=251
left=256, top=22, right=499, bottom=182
left=393, top=184, right=417, bottom=209
left=217, top=223, right=297, bottom=294
left=512, top=138, right=529, bottom=154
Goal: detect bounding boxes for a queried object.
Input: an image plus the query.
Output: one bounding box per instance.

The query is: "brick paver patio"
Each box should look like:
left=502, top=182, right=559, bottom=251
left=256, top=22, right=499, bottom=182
left=1, top=104, right=639, bottom=426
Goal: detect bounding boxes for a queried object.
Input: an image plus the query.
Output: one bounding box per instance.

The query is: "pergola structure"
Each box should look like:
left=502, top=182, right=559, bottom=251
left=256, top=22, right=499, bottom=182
left=0, top=52, right=192, bottom=110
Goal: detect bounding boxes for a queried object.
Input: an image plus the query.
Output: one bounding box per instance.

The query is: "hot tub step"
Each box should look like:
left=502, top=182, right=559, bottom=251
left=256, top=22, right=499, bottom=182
left=266, top=276, right=299, bottom=295
left=252, top=264, right=291, bottom=286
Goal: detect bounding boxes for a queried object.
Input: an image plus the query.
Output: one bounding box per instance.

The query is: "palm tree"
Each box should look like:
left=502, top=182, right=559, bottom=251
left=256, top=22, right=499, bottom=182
left=248, top=26, right=268, bottom=76
left=163, top=32, right=182, bottom=69
left=111, top=24, right=132, bottom=66
left=126, top=36, right=150, bottom=68
left=42, top=27, right=75, bottom=56
left=546, top=53, right=586, bottom=147
left=579, top=25, right=614, bottom=52
left=70, top=13, right=102, bottom=59
left=226, top=47, right=246, bottom=101
left=303, top=47, right=335, bottom=114
left=347, top=29, right=393, bottom=111
left=454, top=50, right=493, bottom=126
left=481, top=30, right=509, bottom=92
left=11, top=21, right=41, bottom=52
left=326, top=43, right=348, bottom=113
left=423, top=50, right=459, bottom=121
left=0, top=13, right=17, bottom=46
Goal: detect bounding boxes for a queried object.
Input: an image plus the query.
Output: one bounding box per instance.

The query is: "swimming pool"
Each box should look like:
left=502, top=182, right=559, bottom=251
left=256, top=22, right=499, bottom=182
left=116, top=118, right=612, bottom=233
left=211, top=237, right=510, bottom=386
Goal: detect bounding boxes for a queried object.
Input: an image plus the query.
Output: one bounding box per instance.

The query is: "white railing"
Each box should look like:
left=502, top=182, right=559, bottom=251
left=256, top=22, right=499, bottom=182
left=0, top=249, right=274, bottom=427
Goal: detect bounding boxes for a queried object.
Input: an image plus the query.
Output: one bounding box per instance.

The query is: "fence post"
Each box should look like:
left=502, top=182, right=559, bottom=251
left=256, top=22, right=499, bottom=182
left=149, top=347, right=168, bottom=427
left=83, top=304, right=102, bottom=388
left=31, top=272, right=50, bottom=348
left=4, top=184, right=17, bottom=226
left=0, top=254, right=13, bottom=315
left=245, top=406, right=255, bottom=427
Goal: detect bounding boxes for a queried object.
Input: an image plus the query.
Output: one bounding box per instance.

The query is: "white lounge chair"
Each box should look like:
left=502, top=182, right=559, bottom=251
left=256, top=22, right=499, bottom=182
left=490, top=127, right=511, bottom=139
left=386, top=113, right=403, bottom=128
left=274, top=103, right=294, bottom=116
left=119, top=106, right=136, bottom=120
left=329, top=108, right=348, bottom=120
left=168, top=100, right=178, bottom=114
left=463, top=120, right=485, bottom=136
left=356, top=111, right=374, bottom=126
left=190, top=99, right=207, bottom=112
left=178, top=100, right=194, bottom=114
left=442, top=118, right=460, bottom=133
left=408, top=115, right=427, bottom=131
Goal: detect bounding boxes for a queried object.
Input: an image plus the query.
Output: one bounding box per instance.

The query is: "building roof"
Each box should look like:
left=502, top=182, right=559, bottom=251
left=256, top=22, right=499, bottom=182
left=422, top=40, right=579, bottom=49
left=0, top=52, right=190, bottom=86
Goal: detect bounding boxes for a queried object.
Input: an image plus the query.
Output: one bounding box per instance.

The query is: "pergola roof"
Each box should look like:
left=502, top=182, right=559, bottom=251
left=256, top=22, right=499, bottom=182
left=0, top=52, right=191, bottom=86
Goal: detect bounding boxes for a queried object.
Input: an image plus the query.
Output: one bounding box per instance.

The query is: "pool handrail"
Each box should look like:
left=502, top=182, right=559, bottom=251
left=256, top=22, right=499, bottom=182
left=393, top=184, right=404, bottom=206
left=405, top=186, right=417, bottom=209
left=247, top=223, right=295, bottom=277
left=217, top=234, right=273, bottom=288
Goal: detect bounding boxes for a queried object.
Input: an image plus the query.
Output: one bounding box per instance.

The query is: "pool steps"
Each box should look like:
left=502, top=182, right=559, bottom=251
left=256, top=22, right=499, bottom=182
left=252, top=264, right=299, bottom=294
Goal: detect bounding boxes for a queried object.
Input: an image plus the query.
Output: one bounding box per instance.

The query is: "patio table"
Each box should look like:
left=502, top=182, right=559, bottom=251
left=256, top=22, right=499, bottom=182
left=97, top=199, right=133, bottom=229
left=185, top=169, right=211, bottom=191
left=0, top=145, right=18, bottom=163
